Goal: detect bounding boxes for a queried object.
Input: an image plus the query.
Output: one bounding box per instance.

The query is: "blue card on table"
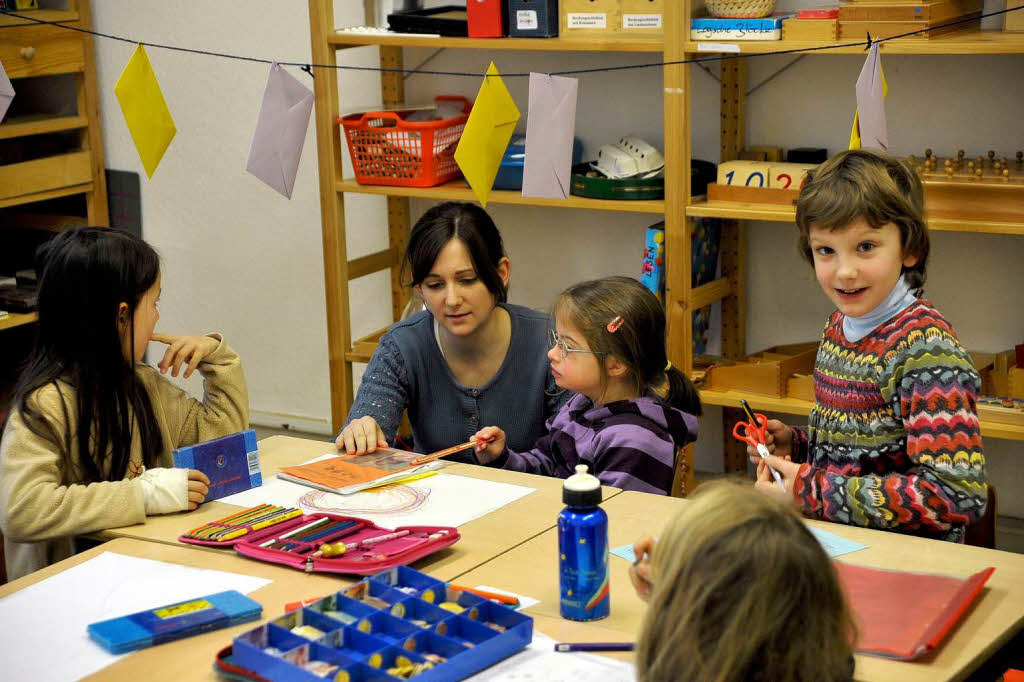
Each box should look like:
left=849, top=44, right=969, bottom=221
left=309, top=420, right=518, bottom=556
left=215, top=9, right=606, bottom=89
left=88, top=590, right=262, bottom=654
left=172, top=429, right=261, bottom=501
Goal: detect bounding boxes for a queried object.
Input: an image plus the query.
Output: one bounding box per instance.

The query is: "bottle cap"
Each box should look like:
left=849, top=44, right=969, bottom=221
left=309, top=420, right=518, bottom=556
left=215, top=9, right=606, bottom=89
left=563, top=464, right=602, bottom=506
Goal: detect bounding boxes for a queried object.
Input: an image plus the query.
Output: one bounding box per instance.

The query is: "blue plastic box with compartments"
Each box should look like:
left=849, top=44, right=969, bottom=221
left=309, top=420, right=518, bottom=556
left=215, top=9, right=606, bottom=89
left=232, top=565, right=533, bottom=681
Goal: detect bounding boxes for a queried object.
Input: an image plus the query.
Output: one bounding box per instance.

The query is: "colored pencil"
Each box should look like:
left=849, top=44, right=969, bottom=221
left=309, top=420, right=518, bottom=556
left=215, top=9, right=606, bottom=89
left=216, top=508, right=304, bottom=541
left=186, top=504, right=272, bottom=537
left=449, top=585, right=520, bottom=606
left=553, top=642, right=635, bottom=652
left=410, top=437, right=493, bottom=465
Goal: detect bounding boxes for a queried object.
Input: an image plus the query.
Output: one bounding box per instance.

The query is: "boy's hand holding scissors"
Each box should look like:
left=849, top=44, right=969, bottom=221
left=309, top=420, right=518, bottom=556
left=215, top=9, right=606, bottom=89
left=742, top=417, right=794, bottom=464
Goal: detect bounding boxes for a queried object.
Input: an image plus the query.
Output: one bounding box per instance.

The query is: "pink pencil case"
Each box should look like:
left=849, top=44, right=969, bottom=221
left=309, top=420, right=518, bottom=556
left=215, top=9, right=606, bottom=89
left=233, top=513, right=460, bottom=575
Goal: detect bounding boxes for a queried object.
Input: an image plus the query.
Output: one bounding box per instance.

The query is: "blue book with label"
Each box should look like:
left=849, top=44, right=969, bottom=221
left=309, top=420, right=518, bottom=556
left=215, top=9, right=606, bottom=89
left=173, top=429, right=262, bottom=501
left=690, top=13, right=792, bottom=40
left=88, top=590, right=262, bottom=654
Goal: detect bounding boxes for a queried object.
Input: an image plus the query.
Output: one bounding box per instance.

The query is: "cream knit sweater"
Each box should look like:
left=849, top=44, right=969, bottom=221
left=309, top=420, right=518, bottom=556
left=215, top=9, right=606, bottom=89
left=0, top=335, right=248, bottom=581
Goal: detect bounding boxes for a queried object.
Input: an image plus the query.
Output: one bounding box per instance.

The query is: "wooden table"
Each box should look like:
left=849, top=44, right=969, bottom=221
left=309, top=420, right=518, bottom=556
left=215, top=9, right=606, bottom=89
left=0, top=538, right=359, bottom=682
left=97, top=436, right=622, bottom=581
left=0, top=537, right=634, bottom=681
left=455, top=490, right=1024, bottom=682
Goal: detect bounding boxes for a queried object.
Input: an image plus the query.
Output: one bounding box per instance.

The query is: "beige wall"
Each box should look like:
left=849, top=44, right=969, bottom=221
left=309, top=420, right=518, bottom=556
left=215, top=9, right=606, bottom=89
left=89, top=3, right=1024, bottom=523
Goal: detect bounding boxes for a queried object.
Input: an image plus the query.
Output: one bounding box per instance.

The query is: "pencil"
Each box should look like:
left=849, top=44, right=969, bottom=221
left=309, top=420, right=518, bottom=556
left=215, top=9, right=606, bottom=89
left=410, top=439, right=483, bottom=465
left=449, top=585, right=520, bottom=606
left=554, top=642, right=635, bottom=652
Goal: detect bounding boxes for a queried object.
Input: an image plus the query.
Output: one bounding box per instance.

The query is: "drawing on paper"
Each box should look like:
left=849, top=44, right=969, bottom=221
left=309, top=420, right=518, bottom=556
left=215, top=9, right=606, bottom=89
left=298, top=484, right=431, bottom=516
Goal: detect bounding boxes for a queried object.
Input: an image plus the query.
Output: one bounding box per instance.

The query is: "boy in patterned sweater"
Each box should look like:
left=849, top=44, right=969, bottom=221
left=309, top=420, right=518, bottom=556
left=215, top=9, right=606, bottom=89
left=748, top=150, right=986, bottom=542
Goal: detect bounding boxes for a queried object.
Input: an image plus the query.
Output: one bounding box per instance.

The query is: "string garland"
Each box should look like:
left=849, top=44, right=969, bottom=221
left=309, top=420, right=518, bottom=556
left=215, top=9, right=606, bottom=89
left=1, top=6, right=1021, bottom=79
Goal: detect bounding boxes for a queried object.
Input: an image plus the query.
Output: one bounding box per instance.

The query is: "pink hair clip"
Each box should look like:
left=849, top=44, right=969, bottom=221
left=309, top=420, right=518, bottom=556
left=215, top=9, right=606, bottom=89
left=606, top=316, right=624, bottom=333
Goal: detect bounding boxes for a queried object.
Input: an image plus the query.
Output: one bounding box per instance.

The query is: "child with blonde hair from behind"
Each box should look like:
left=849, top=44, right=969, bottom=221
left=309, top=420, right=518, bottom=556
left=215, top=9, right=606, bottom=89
left=473, top=276, right=701, bottom=494
left=632, top=482, right=856, bottom=682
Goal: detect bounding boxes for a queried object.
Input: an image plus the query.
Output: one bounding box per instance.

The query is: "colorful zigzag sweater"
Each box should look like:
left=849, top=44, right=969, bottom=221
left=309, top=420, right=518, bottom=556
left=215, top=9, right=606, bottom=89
left=792, top=298, right=987, bottom=543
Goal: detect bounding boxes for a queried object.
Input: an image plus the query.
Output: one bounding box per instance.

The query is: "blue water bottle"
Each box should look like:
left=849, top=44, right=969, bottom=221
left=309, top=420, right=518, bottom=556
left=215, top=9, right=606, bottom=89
left=558, top=464, right=609, bottom=621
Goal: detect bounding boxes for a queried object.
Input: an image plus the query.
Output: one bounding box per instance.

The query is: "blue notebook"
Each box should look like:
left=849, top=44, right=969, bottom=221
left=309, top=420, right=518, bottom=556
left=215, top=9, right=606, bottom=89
left=173, top=429, right=262, bottom=501
left=88, top=590, right=262, bottom=654
left=690, top=13, right=792, bottom=40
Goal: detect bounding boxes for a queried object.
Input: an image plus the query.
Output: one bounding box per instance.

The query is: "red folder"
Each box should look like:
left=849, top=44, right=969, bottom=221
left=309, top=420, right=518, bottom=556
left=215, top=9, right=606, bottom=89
left=837, top=563, right=995, bottom=660
left=467, top=0, right=507, bottom=37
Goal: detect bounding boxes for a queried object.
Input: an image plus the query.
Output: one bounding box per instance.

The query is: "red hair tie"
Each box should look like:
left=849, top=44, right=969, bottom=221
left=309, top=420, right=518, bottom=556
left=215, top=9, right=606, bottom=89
left=606, top=316, right=624, bottom=333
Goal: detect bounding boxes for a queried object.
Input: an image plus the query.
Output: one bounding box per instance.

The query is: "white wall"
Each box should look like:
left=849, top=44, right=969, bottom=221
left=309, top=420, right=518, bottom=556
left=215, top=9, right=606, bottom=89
left=89, top=3, right=1024, bottom=519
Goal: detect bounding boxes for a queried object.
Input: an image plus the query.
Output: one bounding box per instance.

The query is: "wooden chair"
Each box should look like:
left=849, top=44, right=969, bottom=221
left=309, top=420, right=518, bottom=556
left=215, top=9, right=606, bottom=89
left=670, top=445, right=694, bottom=498
left=964, top=484, right=997, bottom=549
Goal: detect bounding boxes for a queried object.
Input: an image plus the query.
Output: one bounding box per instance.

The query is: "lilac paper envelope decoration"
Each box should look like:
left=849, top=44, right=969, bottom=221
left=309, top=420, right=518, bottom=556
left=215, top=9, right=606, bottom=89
left=523, top=73, right=578, bottom=199
left=855, top=43, right=887, bottom=151
left=246, top=63, right=314, bottom=198
left=0, top=59, right=14, bottom=122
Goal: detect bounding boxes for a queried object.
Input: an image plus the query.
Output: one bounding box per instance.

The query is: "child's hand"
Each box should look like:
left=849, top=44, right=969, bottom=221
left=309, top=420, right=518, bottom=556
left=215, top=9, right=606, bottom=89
left=187, top=469, right=210, bottom=511
left=472, top=426, right=506, bottom=464
left=746, top=419, right=794, bottom=464
left=151, top=333, right=220, bottom=378
left=754, top=454, right=802, bottom=506
left=629, top=534, right=656, bottom=602
left=336, top=416, right=388, bottom=455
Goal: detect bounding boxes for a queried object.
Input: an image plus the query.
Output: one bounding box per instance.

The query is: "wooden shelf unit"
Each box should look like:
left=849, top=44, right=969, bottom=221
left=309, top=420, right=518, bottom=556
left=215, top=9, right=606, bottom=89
left=0, top=1, right=107, bottom=345
left=685, top=5, right=1024, bottom=449
left=309, top=1, right=704, bottom=417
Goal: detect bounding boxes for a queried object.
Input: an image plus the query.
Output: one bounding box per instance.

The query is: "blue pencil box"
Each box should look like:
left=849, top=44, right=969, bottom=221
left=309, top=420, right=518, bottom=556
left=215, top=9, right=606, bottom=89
left=493, top=135, right=583, bottom=190
left=173, top=429, right=262, bottom=501
left=89, top=590, right=262, bottom=654
left=232, top=565, right=532, bottom=681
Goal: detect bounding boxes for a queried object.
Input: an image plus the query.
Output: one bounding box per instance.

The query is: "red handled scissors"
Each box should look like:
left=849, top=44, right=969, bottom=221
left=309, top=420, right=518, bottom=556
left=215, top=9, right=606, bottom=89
left=731, top=399, right=786, bottom=491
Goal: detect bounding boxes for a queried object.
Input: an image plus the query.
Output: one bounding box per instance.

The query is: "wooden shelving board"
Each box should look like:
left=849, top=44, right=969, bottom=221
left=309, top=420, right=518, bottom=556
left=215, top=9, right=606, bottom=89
left=685, top=29, right=1024, bottom=55
left=338, top=178, right=667, bottom=214
left=700, top=389, right=1024, bottom=441
left=686, top=199, right=1024, bottom=236
left=0, top=115, right=89, bottom=141
left=0, top=9, right=78, bottom=27
left=0, top=312, right=38, bottom=332
left=331, top=32, right=664, bottom=53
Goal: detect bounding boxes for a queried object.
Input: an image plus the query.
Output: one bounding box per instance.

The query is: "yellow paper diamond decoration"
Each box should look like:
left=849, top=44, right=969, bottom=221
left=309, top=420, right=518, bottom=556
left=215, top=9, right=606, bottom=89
left=454, top=62, right=520, bottom=207
left=114, top=44, right=177, bottom=178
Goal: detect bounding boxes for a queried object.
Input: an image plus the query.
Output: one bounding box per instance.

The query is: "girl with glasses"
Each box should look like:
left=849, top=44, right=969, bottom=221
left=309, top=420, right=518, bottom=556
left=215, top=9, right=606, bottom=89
left=473, top=276, right=701, bottom=495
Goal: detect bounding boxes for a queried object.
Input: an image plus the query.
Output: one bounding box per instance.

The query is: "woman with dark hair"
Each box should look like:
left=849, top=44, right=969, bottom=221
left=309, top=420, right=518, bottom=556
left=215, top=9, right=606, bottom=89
left=337, top=202, right=567, bottom=460
left=0, top=227, right=248, bottom=580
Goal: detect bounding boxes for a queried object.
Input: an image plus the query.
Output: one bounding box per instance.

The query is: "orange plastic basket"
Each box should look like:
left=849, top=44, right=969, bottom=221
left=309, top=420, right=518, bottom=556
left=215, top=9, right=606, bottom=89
left=338, top=96, right=471, bottom=188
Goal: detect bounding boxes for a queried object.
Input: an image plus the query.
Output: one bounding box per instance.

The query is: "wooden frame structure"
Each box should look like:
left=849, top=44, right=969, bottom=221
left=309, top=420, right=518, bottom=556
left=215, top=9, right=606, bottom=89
left=0, top=0, right=108, bottom=337
left=681, top=0, right=1024, bottom=452
left=308, top=1, right=1024, bottom=492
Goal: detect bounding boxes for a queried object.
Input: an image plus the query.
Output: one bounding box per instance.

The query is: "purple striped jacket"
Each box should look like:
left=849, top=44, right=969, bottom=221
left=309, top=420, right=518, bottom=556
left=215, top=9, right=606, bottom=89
left=487, top=392, right=698, bottom=495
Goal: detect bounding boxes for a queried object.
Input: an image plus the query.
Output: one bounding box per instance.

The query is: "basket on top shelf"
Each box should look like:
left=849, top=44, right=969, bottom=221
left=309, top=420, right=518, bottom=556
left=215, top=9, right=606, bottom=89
left=704, top=0, right=777, bottom=18
left=338, top=96, right=471, bottom=188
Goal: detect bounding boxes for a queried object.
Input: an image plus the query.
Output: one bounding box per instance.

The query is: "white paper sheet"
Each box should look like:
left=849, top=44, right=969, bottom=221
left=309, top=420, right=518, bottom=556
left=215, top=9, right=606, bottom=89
left=469, top=631, right=636, bottom=680
left=219, top=469, right=536, bottom=529
left=0, top=551, right=271, bottom=682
